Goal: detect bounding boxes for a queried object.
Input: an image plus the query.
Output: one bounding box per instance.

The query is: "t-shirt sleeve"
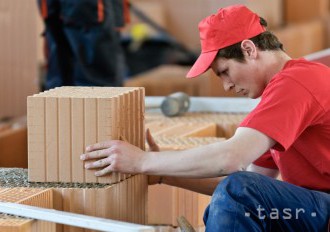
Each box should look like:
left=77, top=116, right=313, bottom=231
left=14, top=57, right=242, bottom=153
left=253, top=151, right=278, bottom=169
left=240, top=76, right=324, bottom=151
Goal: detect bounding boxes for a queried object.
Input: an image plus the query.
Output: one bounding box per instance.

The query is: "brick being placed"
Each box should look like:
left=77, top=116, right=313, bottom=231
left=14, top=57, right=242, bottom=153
left=27, top=87, right=145, bottom=184
left=146, top=112, right=246, bottom=138
left=147, top=136, right=225, bottom=228
left=0, top=168, right=147, bottom=232
left=0, top=187, right=55, bottom=232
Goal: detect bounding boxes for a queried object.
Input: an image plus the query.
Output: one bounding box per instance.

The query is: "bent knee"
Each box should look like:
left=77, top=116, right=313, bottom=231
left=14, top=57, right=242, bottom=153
left=221, top=171, right=263, bottom=188
left=213, top=171, right=265, bottom=200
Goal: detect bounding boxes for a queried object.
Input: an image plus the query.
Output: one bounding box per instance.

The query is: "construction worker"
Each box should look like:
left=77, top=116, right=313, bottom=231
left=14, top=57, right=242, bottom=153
left=37, top=0, right=129, bottom=89
left=80, top=5, right=330, bottom=231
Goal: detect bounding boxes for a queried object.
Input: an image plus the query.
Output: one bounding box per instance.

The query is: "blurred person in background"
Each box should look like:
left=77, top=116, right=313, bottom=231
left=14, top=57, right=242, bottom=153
left=37, top=0, right=129, bottom=89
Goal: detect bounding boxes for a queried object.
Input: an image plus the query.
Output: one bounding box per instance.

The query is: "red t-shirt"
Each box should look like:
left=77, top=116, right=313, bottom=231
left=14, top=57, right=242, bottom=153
left=240, top=58, right=330, bottom=192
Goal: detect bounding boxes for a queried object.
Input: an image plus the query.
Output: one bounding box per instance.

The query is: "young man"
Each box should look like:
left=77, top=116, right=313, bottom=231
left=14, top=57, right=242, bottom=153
left=80, top=5, right=330, bottom=231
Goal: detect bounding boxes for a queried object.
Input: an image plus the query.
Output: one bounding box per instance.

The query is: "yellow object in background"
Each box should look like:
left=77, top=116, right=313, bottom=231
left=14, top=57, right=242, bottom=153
left=129, top=23, right=149, bottom=51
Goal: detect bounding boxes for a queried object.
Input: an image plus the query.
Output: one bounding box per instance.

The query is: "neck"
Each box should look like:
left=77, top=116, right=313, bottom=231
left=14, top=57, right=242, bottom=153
left=262, top=50, right=292, bottom=84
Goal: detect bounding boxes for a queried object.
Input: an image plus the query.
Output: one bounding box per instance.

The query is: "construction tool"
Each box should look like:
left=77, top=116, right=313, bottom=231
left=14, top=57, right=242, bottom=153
left=146, top=92, right=190, bottom=117
left=0, top=202, right=154, bottom=232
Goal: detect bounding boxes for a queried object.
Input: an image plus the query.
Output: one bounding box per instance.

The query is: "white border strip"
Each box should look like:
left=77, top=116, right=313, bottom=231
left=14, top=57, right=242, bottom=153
left=0, top=202, right=154, bottom=232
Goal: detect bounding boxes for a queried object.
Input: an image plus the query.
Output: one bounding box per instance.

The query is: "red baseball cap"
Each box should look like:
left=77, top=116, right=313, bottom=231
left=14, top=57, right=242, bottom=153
left=186, top=5, right=266, bottom=78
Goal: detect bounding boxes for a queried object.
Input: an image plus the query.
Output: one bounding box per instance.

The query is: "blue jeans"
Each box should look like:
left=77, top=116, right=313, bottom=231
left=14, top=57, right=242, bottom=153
left=204, top=172, right=330, bottom=231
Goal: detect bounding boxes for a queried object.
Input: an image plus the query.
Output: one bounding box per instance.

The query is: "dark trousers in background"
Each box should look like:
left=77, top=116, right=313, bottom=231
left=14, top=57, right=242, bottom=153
left=204, top=171, right=330, bottom=231
left=38, top=0, right=126, bottom=89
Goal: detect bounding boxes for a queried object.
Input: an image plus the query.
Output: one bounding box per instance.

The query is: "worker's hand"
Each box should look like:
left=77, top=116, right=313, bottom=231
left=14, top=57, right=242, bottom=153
left=146, top=128, right=160, bottom=152
left=80, top=140, right=146, bottom=177
left=146, top=128, right=162, bottom=185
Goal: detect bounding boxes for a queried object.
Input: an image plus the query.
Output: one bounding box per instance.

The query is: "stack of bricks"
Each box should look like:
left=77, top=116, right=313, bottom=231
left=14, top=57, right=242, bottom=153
left=0, top=187, right=55, bottom=231
left=2, top=87, right=247, bottom=230
left=151, top=136, right=225, bottom=151
left=146, top=121, right=217, bottom=137
left=0, top=168, right=147, bottom=232
left=50, top=174, right=147, bottom=232
left=146, top=112, right=247, bottom=139
left=0, top=87, right=149, bottom=231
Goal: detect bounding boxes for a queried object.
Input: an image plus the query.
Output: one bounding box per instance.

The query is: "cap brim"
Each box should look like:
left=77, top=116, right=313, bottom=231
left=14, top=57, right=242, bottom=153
left=186, top=50, right=218, bottom=78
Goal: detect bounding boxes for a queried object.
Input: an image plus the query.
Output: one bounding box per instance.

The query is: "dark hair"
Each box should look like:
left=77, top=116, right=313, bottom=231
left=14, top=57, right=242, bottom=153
left=216, top=17, right=284, bottom=62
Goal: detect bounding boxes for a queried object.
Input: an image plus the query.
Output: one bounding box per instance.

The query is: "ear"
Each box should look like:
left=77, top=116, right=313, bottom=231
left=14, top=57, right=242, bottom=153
left=240, top=40, right=257, bottom=59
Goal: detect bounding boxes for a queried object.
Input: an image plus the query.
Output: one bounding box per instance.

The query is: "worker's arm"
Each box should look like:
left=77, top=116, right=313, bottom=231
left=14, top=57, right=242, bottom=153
left=146, top=129, right=224, bottom=195
left=153, top=176, right=225, bottom=196
left=150, top=163, right=279, bottom=196
left=147, top=129, right=279, bottom=196
left=80, top=127, right=276, bottom=179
